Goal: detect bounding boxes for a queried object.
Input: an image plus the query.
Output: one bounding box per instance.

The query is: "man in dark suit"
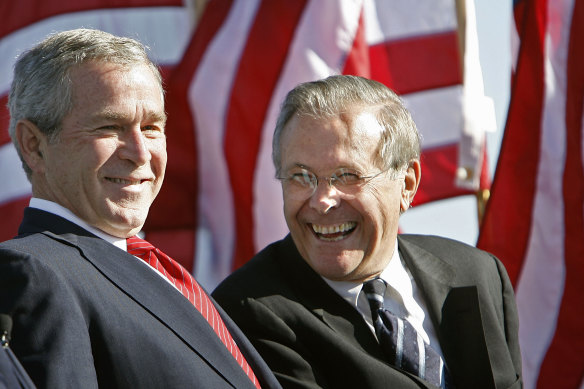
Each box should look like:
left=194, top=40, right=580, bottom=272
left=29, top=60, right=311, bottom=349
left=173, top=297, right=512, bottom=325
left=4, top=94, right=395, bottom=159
left=0, top=28, right=281, bottom=389
left=213, top=75, right=522, bottom=388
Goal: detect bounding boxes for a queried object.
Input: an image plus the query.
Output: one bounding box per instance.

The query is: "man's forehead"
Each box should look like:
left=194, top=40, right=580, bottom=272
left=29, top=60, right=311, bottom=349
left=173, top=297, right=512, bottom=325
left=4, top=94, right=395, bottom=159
left=349, top=111, right=383, bottom=138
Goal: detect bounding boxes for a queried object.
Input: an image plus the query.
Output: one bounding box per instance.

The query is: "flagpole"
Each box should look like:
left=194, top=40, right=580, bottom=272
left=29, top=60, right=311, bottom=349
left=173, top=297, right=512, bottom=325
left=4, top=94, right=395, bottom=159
left=476, top=188, right=490, bottom=226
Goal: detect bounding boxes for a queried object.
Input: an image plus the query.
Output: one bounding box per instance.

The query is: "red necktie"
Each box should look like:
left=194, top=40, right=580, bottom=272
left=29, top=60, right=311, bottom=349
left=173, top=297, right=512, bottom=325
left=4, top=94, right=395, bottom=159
left=126, top=236, right=260, bottom=388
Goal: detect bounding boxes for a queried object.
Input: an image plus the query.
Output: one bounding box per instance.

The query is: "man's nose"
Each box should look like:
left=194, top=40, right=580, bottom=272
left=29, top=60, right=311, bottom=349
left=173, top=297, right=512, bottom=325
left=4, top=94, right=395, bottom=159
left=119, top=127, right=151, bottom=165
left=308, top=178, right=341, bottom=214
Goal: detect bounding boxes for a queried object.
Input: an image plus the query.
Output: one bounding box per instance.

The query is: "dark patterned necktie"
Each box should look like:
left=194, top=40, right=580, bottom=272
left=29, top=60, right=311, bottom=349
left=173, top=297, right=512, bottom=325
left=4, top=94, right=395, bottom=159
left=363, top=277, right=443, bottom=387
left=127, top=236, right=261, bottom=388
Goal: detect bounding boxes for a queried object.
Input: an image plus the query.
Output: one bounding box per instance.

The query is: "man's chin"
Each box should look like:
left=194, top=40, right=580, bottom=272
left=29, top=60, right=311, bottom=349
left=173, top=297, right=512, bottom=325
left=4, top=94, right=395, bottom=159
left=98, top=210, right=148, bottom=238
left=304, top=253, right=364, bottom=281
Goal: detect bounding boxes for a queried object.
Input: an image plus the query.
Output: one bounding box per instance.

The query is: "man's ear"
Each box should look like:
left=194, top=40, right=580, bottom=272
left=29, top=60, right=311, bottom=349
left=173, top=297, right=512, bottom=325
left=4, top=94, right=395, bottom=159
left=400, top=159, right=421, bottom=213
left=15, top=119, right=48, bottom=174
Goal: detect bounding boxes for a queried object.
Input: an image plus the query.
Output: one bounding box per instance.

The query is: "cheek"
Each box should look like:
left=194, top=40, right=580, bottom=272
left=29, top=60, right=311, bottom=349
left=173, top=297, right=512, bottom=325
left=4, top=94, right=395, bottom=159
left=87, top=139, right=120, bottom=170
left=149, top=140, right=168, bottom=170
left=156, top=148, right=168, bottom=170
left=358, top=186, right=401, bottom=235
left=282, top=196, right=299, bottom=224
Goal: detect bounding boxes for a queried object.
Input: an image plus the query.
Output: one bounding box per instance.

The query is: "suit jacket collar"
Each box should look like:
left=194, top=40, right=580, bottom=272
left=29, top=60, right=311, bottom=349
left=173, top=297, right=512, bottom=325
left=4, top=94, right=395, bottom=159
left=397, top=235, right=455, bottom=328
left=397, top=235, right=496, bottom=388
left=18, top=208, right=258, bottom=389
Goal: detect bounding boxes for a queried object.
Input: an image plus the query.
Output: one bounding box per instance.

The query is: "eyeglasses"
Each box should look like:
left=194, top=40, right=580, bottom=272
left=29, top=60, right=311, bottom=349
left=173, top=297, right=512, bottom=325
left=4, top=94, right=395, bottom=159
left=277, top=167, right=391, bottom=200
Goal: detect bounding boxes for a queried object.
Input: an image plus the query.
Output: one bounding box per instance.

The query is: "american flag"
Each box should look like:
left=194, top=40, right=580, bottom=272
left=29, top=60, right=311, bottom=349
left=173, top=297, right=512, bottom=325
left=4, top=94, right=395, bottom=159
left=0, top=0, right=491, bottom=289
left=477, top=0, right=584, bottom=388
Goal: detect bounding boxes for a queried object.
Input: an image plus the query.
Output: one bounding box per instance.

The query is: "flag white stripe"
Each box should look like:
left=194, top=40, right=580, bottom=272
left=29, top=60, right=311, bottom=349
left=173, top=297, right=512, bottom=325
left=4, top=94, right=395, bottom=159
left=459, top=0, right=494, bottom=189
left=363, top=0, right=457, bottom=44
left=0, top=7, right=192, bottom=94
left=515, top=1, right=573, bottom=388
left=191, top=0, right=261, bottom=287
left=0, top=144, right=30, bottom=205
left=402, top=86, right=464, bottom=148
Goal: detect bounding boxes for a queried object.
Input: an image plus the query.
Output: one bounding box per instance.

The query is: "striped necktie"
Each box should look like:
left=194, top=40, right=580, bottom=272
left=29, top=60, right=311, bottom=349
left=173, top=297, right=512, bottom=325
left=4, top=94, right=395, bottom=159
left=127, top=236, right=261, bottom=388
left=362, top=277, right=444, bottom=387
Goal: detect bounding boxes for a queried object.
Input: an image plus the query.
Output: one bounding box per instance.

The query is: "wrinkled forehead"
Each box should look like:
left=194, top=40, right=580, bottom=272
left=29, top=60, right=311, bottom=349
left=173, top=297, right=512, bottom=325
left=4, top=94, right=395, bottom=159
left=280, top=109, right=384, bottom=170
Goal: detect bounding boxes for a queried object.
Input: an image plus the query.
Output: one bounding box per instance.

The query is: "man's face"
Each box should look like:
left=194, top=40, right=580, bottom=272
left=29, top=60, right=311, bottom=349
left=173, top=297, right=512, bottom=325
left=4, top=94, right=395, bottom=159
left=33, top=61, right=167, bottom=237
left=280, top=110, right=405, bottom=283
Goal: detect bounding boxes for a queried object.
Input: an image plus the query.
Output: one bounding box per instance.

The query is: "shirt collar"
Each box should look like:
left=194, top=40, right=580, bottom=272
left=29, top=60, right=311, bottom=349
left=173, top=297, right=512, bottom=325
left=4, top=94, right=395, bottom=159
left=29, top=198, right=127, bottom=251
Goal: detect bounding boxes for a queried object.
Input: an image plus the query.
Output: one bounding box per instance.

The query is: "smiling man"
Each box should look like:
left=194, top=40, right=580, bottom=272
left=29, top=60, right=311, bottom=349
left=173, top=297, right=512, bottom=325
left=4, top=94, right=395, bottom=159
left=0, top=29, right=281, bottom=389
left=213, top=75, right=522, bottom=389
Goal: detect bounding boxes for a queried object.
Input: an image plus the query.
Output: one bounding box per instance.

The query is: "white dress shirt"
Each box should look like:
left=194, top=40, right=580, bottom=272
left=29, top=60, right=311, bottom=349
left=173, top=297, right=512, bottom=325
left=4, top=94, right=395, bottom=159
left=29, top=198, right=127, bottom=250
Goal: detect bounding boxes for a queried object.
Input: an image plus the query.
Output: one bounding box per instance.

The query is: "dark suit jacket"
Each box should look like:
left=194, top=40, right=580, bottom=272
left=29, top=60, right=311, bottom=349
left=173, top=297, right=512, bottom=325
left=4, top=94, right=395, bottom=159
left=212, top=234, right=522, bottom=389
left=0, top=208, right=282, bottom=389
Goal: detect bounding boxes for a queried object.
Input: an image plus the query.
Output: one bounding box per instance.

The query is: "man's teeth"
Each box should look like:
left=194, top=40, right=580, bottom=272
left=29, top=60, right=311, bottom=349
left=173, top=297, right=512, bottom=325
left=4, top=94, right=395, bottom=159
left=312, top=222, right=356, bottom=235
left=107, top=178, right=141, bottom=185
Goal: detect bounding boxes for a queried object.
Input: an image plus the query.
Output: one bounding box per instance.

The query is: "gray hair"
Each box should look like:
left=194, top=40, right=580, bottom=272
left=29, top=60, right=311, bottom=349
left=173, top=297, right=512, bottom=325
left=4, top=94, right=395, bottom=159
left=272, top=75, right=420, bottom=177
left=7, top=28, right=163, bottom=177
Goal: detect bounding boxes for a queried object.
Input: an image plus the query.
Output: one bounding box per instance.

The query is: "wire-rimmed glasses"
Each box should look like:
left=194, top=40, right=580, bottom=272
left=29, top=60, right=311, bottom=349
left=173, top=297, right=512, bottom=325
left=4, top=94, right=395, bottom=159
left=277, top=167, right=391, bottom=200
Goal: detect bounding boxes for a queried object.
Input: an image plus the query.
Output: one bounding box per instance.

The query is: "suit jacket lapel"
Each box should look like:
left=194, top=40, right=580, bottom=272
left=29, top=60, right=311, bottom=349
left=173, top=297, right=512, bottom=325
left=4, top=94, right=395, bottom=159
left=278, top=236, right=384, bottom=357
left=19, top=208, right=254, bottom=389
left=398, top=235, right=496, bottom=389
left=278, top=236, right=438, bottom=388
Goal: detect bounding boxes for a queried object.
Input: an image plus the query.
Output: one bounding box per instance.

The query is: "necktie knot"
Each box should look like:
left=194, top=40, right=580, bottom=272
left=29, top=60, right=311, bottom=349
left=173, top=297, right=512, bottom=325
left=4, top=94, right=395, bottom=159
left=362, top=277, right=387, bottom=313
left=127, top=236, right=155, bottom=255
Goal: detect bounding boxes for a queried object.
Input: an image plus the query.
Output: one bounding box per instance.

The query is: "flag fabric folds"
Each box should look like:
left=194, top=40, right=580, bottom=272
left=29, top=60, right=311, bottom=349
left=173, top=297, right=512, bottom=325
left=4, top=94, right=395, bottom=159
left=477, top=0, right=584, bottom=388
left=186, top=0, right=492, bottom=287
left=0, top=0, right=492, bottom=290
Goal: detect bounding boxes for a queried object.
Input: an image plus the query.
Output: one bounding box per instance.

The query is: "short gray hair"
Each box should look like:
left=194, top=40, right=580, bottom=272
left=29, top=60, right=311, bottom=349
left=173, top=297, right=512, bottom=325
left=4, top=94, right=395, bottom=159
left=272, top=75, right=420, bottom=177
left=7, top=28, right=163, bottom=177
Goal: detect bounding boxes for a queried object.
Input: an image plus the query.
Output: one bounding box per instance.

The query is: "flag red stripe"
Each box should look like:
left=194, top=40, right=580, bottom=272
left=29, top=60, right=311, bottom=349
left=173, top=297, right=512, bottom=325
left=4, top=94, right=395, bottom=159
left=145, top=229, right=196, bottom=273
left=147, top=0, right=232, bottom=231
left=538, top=1, right=584, bottom=386
left=414, top=144, right=478, bottom=205
left=477, top=0, right=546, bottom=285
left=144, top=1, right=235, bottom=270
left=369, top=31, right=462, bottom=95
left=0, top=96, right=9, bottom=145
left=224, top=0, right=308, bottom=270
left=342, top=8, right=370, bottom=78
left=0, top=0, right=182, bottom=37
left=0, top=196, right=29, bottom=241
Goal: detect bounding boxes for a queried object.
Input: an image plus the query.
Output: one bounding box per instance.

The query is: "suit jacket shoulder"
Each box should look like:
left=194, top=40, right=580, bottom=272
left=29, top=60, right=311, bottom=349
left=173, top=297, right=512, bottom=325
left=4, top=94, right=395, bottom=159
left=1, top=208, right=280, bottom=389
left=213, top=234, right=522, bottom=389
left=397, top=234, right=522, bottom=388
left=213, top=235, right=437, bottom=389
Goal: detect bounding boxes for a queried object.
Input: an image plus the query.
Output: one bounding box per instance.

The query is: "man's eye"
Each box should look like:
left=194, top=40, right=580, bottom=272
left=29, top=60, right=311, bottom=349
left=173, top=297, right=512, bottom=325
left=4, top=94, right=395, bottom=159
left=290, top=172, right=314, bottom=186
left=142, top=125, right=165, bottom=137
left=142, top=125, right=160, bottom=132
left=335, top=171, right=360, bottom=184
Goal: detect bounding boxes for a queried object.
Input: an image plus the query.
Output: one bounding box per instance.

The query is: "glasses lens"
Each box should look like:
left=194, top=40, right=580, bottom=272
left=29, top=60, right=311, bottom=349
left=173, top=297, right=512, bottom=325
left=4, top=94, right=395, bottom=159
left=283, top=170, right=315, bottom=200
left=333, top=168, right=361, bottom=187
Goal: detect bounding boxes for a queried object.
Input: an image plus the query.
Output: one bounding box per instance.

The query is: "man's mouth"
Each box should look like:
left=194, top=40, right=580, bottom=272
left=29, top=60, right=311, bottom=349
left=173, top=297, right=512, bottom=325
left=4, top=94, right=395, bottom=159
left=105, top=177, right=148, bottom=186
left=311, top=222, right=356, bottom=242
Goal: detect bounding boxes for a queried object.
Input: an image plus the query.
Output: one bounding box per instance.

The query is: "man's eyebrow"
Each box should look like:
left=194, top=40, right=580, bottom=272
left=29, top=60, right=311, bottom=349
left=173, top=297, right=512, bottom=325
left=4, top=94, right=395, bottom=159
left=149, top=111, right=168, bottom=125
left=94, top=110, right=168, bottom=124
